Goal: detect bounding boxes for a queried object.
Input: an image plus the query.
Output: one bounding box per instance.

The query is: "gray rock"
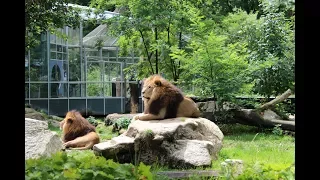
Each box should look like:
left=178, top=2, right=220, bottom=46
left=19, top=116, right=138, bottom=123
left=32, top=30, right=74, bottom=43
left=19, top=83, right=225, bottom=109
left=25, top=108, right=37, bottom=114
left=93, top=117, right=224, bottom=168
left=25, top=112, right=46, bottom=121
left=25, top=118, right=63, bottom=160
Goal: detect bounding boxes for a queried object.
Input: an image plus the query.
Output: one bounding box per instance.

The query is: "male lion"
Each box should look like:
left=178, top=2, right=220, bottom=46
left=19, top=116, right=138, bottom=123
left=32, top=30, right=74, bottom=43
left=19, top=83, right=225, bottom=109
left=60, top=110, right=100, bottom=150
left=134, top=74, right=201, bottom=120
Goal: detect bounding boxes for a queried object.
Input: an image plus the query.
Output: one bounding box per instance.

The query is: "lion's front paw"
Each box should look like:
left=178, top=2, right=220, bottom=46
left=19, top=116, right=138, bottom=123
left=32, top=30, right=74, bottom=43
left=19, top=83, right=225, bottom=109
left=63, top=141, right=71, bottom=148
left=133, top=115, right=140, bottom=120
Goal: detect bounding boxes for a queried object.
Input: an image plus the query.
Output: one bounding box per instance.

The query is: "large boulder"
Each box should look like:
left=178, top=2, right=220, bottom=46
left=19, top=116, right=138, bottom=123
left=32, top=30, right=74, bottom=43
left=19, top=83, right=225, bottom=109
left=25, top=108, right=37, bottom=114
left=25, top=112, right=46, bottom=121
left=93, top=117, right=224, bottom=168
left=25, top=118, right=63, bottom=160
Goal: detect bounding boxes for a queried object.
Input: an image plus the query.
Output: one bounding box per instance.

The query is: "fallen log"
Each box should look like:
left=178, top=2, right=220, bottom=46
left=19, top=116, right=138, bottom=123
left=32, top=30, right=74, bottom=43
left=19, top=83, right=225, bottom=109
left=231, top=109, right=295, bottom=131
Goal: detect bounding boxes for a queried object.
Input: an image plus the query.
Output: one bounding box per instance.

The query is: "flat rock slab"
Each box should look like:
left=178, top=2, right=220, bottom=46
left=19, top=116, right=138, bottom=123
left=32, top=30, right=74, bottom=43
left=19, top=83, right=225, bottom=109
left=94, top=117, right=224, bottom=168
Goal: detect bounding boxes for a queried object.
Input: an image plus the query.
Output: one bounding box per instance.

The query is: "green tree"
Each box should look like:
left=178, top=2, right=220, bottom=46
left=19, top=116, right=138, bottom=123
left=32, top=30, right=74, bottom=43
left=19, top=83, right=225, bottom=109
left=173, top=31, right=249, bottom=100
left=217, top=5, right=295, bottom=98
left=247, top=1, right=295, bottom=97
left=90, top=0, right=204, bottom=82
left=25, top=0, right=81, bottom=50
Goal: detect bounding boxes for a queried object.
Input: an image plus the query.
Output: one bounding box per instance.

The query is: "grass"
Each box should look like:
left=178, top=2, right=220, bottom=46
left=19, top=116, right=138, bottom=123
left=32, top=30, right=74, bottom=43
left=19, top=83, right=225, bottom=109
left=96, top=120, right=119, bottom=141
left=48, top=122, right=62, bottom=136
left=212, top=132, right=294, bottom=170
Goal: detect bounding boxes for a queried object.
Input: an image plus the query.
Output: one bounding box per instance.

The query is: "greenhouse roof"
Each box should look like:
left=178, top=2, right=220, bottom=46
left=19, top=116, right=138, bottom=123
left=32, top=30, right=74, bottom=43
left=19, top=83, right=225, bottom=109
left=68, top=3, right=119, bottom=20
left=83, top=24, right=118, bottom=48
left=67, top=4, right=120, bottom=48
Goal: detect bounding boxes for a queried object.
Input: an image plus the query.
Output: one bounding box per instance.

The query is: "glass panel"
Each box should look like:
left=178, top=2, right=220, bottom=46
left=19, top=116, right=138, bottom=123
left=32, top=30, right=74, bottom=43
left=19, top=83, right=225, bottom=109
left=56, top=35, right=62, bottom=45
left=87, top=83, right=104, bottom=97
left=30, top=100, right=48, bottom=114
left=102, top=50, right=109, bottom=58
left=25, top=54, right=29, bottom=81
left=50, top=44, right=57, bottom=52
left=30, top=42, right=48, bottom=81
left=25, top=83, right=29, bottom=98
left=85, top=48, right=100, bottom=58
left=49, top=99, right=68, bottom=116
left=87, top=62, right=103, bottom=82
left=87, top=99, right=104, bottom=115
left=67, top=27, right=80, bottom=46
left=49, top=60, right=63, bottom=82
left=63, top=53, right=67, bottom=60
left=109, top=50, right=117, bottom=57
left=69, top=99, right=86, bottom=112
left=57, top=45, right=63, bottom=52
left=30, top=83, right=48, bottom=98
left=69, top=83, right=86, bottom=97
left=50, top=83, right=68, bottom=98
left=57, top=53, right=62, bottom=60
left=50, top=34, right=56, bottom=43
left=104, top=82, right=112, bottom=97
left=69, top=47, right=81, bottom=81
left=63, top=61, right=68, bottom=81
left=51, top=52, right=56, bottom=59
left=105, top=99, right=122, bottom=114
left=105, top=62, right=121, bottom=81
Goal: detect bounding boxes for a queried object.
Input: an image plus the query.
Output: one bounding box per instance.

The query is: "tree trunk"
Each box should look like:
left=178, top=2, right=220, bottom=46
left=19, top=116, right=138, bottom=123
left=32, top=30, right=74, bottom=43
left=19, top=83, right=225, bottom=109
left=231, top=109, right=295, bottom=131
left=129, top=82, right=139, bottom=114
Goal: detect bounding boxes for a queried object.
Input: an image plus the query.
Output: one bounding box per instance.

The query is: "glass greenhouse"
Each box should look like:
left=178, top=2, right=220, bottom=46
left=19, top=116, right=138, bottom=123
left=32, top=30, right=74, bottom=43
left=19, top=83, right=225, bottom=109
left=25, top=5, right=142, bottom=116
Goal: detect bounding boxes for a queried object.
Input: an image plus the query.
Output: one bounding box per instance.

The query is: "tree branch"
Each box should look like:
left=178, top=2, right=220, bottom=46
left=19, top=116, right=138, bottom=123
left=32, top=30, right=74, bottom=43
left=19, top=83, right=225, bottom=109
left=139, top=29, right=154, bottom=74
left=259, top=89, right=293, bottom=111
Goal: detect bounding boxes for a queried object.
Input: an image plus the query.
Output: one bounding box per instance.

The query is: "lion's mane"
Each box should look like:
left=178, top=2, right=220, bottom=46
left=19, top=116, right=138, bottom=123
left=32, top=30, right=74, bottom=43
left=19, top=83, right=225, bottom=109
left=139, top=74, right=200, bottom=120
left=61, top=110, right=96, bottom=142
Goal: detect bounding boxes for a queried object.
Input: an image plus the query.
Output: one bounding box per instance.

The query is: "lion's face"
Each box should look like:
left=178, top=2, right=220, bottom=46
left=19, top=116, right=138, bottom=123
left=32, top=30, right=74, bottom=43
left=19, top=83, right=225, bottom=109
left=62, top=111, right=77, bottom=132
left=141, top=83, right=155, bottom=100
left=141, top=75, right=162, bottom=100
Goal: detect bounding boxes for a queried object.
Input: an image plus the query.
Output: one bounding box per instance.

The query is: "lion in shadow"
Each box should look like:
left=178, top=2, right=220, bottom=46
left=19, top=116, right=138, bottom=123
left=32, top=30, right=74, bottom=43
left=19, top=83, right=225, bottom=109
left=60, top=110, right=100, bottom=150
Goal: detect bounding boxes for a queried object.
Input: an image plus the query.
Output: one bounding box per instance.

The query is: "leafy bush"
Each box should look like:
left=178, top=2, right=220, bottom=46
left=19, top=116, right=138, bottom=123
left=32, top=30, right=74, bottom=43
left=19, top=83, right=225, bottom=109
left=234, top=162, right=295, bottom=180
left=113, top=117, right=132, bottom=131
left=87, top=116, right=99, bottom=127
left=25, top=151, right=153, bottom=180
left=272, top=124, right=283, bottom=136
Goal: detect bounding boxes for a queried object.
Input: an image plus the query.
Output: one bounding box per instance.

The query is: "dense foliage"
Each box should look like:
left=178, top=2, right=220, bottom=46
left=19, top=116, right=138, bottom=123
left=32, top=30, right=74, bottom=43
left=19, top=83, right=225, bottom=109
left=25, top=0, right=82, bottom=50
left=25, top=151, right=153, bottom=180
left=90, top=0, right=295, bottom=100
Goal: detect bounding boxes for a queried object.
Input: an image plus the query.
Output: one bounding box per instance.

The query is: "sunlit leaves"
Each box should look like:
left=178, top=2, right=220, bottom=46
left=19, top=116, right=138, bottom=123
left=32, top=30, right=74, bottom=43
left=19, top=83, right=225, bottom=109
left=25, top=0, right=81, bottom=50
left=26, top=151, right=153, bottom=180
